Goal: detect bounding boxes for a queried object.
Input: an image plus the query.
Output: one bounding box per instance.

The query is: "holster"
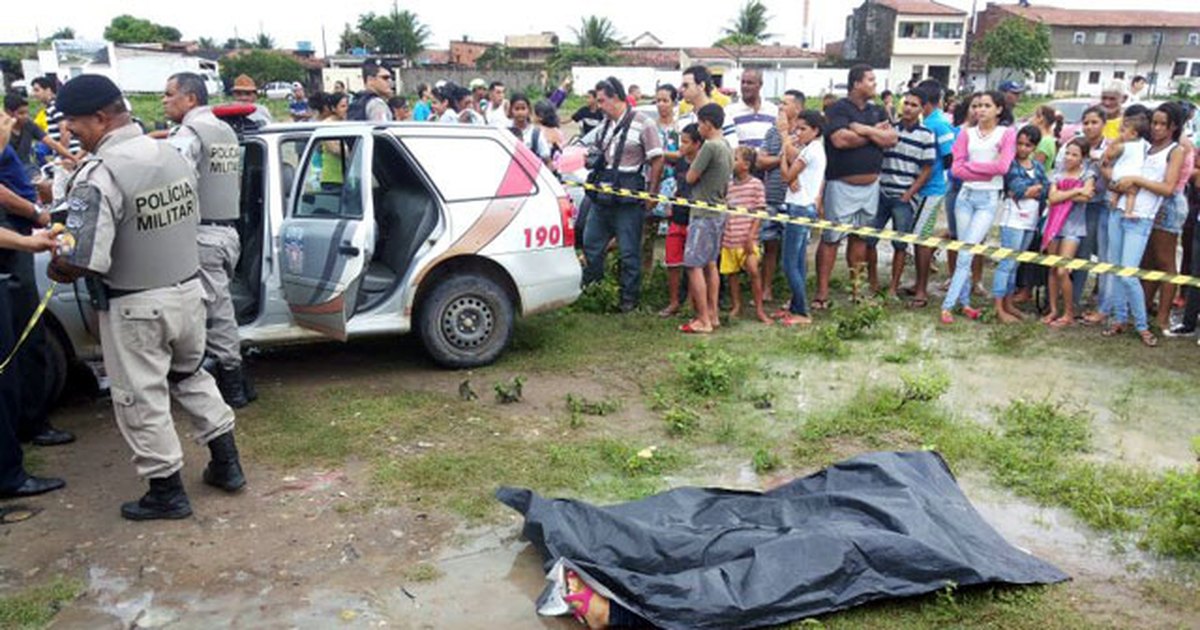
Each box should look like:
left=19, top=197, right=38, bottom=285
left=85, top=276, right=109, bottom=312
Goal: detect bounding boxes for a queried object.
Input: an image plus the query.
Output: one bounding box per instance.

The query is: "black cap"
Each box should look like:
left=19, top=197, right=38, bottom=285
left=56, top=74, right=123, bottom=116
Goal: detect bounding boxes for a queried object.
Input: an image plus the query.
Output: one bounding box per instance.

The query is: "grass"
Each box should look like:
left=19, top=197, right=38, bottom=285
left=0, top=577, right=82, bottom=629
left=123, top=93, right=293, bottom=129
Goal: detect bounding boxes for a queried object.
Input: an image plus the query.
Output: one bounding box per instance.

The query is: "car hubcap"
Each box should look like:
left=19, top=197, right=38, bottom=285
left=441, top=296, right=494, bottom=349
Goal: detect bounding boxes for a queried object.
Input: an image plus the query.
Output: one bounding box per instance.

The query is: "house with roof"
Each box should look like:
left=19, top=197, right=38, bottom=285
left=505, top=32, right=559, bottom=66
left=628, top=32, right=664, bottom=48
left=844, top=0, right=968, bottom=92
left=969, top=2, right=1200, bottom=96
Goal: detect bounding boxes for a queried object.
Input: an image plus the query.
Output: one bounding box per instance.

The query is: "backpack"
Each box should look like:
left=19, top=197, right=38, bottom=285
left=347, top=91, right=381, bottom=122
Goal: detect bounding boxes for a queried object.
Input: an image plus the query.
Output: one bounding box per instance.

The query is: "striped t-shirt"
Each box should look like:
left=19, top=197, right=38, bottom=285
left=44, top=100, right=81, bottom=153
left=722, top=176, right=766, bottom=248
left=880, top=121, right=935, bottom=198
left=726, top=99, right=780, bottom=149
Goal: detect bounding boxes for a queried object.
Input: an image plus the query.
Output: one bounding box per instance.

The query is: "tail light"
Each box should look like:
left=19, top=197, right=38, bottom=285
left=558, top=196, right=576, bottom=248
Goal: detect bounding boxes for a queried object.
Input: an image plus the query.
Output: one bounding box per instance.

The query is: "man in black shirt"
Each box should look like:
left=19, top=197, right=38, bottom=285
left=572, top=90, right=605, bottom=139
left=814, top=64, right=898, bottom=307
left=4, top=95, right=72, bottom=179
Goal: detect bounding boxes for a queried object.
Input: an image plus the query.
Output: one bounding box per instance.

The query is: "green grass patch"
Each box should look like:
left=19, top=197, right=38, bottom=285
left=0, top=577, right=82, bottom=629
left=881, top=340, right=930, bottom=364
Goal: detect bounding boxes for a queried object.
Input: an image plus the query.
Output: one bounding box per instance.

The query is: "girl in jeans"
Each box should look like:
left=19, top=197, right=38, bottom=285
left=993, top=125, right=1049, bottom=323
left=1105, top=102, right=1188, bottom=347
left=941, top=91, right=1015, bottom=324
left=776, top=110, right=826, bottom=327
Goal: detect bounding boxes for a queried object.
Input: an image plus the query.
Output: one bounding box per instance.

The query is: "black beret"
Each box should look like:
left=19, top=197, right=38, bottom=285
left=56, top=74, right=123, bottom=116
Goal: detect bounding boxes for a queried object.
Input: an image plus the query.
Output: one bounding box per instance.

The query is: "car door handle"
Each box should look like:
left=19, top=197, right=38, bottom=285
left=338, top=242, right=360, bottom=257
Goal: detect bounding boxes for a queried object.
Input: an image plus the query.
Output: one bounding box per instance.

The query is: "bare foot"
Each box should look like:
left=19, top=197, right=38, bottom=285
left=1040, top=312, right=1059, bottom=325
left=680, top=320, right=712, bottom=334
left=729, top=306, right=742, bottom=320
left=1049, top=316, right=1073, bottom=328
left=756, top=309, right=773, bottom=324
left=996, top=310, right=1021, bottom=324
left=780, top=314, right=812, bottom=327
left=658, top=304, right=680, bottom=318
left=566, top=570, right=610, bottom=629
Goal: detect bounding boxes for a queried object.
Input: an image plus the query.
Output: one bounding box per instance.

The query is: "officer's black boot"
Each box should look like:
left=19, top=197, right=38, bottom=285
left=241, top=368, right=258, bottom=404
left=216, top=365, right=249, bottom=409
left=202, top=431, right=246, bottom=492
left=121, top=472, right=192, bottom=521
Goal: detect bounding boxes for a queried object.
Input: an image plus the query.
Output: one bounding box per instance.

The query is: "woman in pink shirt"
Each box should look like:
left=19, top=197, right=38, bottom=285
left=940, top=91, right=1017, bottom=324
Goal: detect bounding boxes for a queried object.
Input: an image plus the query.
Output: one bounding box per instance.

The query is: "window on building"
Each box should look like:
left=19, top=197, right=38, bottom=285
left=1151, top=32, right=1163, bottom=45
left=1073, top=32, right=1085, bottom=45
left=932, top=22, right=964, bottom=39
left=899, top=21, right=930, bottom=38
left=1088, top=71, right=1101, bottom=84
left=1122, top=32, right=1134, bottom=45
left=1174, top=61, right=1189, bottom=77
left=1034, top=71, right=1047, bottom=82
left=1094, top=32, right=1107, bottom=45
left=1190, top=33, right=1200, bottom=46
left=1113, top=70, right=1125, bottom=80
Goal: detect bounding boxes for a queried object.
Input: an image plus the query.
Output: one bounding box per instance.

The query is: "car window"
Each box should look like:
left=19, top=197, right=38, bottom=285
left=279, top=137, right=307, bottom=201
left=294, top=137, right=364, bottom=219
left=402, top=136, right=536, bottom=202
left=1055, top=102, right=1089, bottom=124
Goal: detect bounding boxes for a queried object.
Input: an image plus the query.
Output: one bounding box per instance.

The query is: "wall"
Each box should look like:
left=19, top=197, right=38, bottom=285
left=888, top=54, right=962, bottom=92
left=783, top=67, right=892, bottom=98
left=845, top=3, right=896, bottom=68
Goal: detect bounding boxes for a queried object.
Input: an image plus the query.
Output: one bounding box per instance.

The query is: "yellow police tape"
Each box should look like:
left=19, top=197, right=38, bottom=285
left=567, top=181, right=1200, bottom=289
left=0, top=282, right=57, bottom=375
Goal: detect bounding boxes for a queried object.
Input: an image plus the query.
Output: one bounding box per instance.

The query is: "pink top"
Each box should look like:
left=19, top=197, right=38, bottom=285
left=1175, top=142, right=1195, bottom=194
left=951, top=125, right=1018, bottom=190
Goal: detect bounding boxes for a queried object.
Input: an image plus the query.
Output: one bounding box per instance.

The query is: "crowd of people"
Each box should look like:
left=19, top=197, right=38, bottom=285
left=571, top=65, right=1200, bottom=348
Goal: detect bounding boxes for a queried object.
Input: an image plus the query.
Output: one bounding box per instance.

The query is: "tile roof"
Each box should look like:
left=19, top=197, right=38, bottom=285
left=995, top=3, right=1200, bottom=29
left=875, top=0, right=967, bottom=16
left=684, top=45, right=821, bottom=60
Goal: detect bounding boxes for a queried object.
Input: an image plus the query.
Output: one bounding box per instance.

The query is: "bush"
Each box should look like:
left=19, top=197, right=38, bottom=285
left=1143, top=470, right=1200, bottom=559
left=674, top=342, right=748, bottom=397
left=220, top=50, right=305, bottom=85
left=664, top=405, right=700, bottom=436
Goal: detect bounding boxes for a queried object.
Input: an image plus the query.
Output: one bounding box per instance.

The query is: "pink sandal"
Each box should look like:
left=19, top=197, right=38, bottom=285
left=563, top=570, right=595, bottom=624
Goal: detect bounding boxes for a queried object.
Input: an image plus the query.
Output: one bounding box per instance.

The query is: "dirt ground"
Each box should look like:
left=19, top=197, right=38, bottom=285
left=3, top=265, right=1200, bottom=628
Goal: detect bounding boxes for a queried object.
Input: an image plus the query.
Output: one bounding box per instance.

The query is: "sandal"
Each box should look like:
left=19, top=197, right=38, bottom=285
left=1049, top=317, right=1073, bottom=329
left=679, top=322, right=711, bottom=334
left=0, top=506, right=40, bottom=525
left=770, top=308, right=790, bottom=319
left=907, top=297, right=929, bottom=309
left=962, top=306, right=983, bottom=321
left=940, top=310, right=954, bottom=325
left=779, top=314, right=812, bottom=327
left=563, top=570, right=595, bottom=624
left=1139, top=330, right=1159, bottom=347
left=1102, top=325, right=1126, bottom=337
left=810, top=298, right=830, bottom=311
left=657, top=306, right=680, bottom=318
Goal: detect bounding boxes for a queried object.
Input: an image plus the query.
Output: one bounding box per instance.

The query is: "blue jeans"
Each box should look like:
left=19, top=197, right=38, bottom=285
left=781, top=203, right=816, bottom=315
left=942, top=188, right=999, bottom=311
left=867, top=193, right=917, bottom=251
left=1107, top=212, right=1153, bottom=332
left=992, top=226, right=1035, bottom=298
left=582, top=201, right=645, bottom=306
left=1071, top=201, right=1108, bottom=310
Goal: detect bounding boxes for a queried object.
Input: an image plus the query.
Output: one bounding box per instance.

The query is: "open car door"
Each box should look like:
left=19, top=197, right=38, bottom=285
left=279, top=127, right=375, bottom=341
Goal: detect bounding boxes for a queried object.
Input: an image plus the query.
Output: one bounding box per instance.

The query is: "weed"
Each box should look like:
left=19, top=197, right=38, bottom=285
left=571, top=256, right=622, bottom=314
left=986, top=322, right=1043, bottom=356
left=674, top=342, right=749, bottom=397
left=898, top=368, right=951, bottom=407
left=0, top=576, right=82, bottom=628
left=793, top=325, right=850, bottom=359
left=565, top=394, right=620, bottom=416
left=1142, top=469, right=1200, bottom=559
left=402, top=563, right=444, bottom=583
left=746, top=390, right=776, bottom=410
left=752, top=447, right=782, bottom=474
left=1109, top=383, right=1138, bottom=424
left=664, top=404, right=701, bottom=437
left=833, top=302, right=886, bottom=340
left=494, top=376, right=525, bottom=403
left=881, top=340, right=929, bottom=364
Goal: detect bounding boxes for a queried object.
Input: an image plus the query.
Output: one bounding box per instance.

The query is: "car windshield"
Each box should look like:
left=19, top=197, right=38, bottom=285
left=1054, top=101, right=1091, bottom=124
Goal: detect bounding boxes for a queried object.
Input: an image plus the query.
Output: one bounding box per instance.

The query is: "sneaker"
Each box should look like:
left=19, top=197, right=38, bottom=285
left=1163, top=325, right=1197, bottom=338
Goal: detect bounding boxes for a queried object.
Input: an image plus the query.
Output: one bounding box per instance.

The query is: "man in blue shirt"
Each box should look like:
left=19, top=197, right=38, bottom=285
left=908, top=80, right=956, bottom=308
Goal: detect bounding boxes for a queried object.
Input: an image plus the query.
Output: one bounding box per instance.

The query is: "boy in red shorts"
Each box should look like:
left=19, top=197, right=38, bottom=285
left=660, top=123, right=702, bottom=317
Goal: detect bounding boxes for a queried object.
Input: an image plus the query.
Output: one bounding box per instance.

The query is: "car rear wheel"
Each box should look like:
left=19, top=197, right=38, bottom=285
left=418, top=274, right=514, bottom=369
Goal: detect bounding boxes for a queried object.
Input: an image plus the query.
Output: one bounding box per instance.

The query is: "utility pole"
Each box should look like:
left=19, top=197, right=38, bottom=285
left=321, top=25, right=328, bottom=59
left=1150, top=30, right=1163, bottom=97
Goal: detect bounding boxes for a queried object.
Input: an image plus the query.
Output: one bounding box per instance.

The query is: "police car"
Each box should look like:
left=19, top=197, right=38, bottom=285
left=36, top=107, right=582, bottom=400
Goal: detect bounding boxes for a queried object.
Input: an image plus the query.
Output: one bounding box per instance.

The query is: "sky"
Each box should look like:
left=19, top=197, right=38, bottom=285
left=1, top=0, right=1196, bottom=55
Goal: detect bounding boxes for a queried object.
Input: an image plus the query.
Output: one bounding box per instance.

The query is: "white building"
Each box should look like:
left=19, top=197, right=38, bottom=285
left=845, top=0, right=969, bottom=92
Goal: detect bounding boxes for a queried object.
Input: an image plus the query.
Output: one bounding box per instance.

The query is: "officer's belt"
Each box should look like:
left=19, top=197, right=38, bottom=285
left=200, top=219, right=238, bottom=228
left=104, top=271, right=200, bottom=300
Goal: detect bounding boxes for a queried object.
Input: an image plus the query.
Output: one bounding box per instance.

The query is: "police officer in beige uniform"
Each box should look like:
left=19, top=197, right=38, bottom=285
left=161, top=72, right=254, bottom=408
left=47, top=75, right=246, bottom=521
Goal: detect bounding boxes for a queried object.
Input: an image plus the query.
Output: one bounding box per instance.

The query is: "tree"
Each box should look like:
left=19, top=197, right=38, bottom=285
left=220, top=50, right=304, bottom=84
left=571, top=16, right=621, bottom=51
left=356, top=3, right=431, bottom=63
left=197, top=37, right=218, bottom=50
left=103, top=15, right=181, bottom=44
left=254, top=33, right=275, bottom=50
left=338, top=23, right=367, bottom=53
left=223, top=37, right=254, bottom=50
left=976, top=17, right=1053, bottom=81
left=475, top=45, right=514, bottom=71
left=717, top=0, right=775, bottom=46
left=41, top=27, right=76, bottom=45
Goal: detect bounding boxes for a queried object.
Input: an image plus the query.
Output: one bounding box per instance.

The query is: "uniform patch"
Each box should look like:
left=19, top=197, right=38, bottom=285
left=208, top=143, right=241, bottom=175
left=133, top=178, right=197, bottom=231
left=64, top=183, right=103, bottom=267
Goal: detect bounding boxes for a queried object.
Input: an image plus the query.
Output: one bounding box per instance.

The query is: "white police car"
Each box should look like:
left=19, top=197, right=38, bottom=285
left=37, top=110, right=582, bottom=400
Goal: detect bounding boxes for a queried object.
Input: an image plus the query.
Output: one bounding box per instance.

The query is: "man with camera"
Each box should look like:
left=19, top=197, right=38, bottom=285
left=581, top=77, right=664, bottom=313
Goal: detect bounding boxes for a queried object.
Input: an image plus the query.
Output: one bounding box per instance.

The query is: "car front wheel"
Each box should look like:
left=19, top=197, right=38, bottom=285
left=418, top=274, right=514, bottom=369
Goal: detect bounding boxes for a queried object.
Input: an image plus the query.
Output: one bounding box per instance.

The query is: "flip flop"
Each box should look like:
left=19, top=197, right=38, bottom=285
left=563, top=570, right=595, bottom=624
left=1102, top=325, right=1126, bottom=337
left=1139, top=330, right=1159, bottom=347
left=657, top=306, right=679, bottom=318
left=908, top=297, right=929, bottom=309
left=0, top=506, right=41, bottom=525
left=1049, top=317, right=1073, bottom=329
left=679, top=323, right=711, bottom=334
left=810, top=299, right=830, bottom=311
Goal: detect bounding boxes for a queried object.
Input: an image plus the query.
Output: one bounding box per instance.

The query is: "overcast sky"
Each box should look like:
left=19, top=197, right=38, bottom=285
left=1, top=0, right=1194, bottom=54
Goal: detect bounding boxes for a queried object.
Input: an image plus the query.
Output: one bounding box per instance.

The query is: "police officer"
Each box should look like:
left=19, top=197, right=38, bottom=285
left=162, top=72, right=254, bottom=408
left=0, top=226, right=65, bottom=505
left=47, top=75, right=246, bottom=521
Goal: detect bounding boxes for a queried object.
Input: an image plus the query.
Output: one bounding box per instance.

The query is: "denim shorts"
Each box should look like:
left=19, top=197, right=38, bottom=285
left=684, top=215, right=725, bottom=268
left=867, top=193, right=917, bottom=251
left=1153, top=191, right=1188, bottom=235
left=759, top=203, right=785, bottom=242
left=1056, top=206, right=1088, bottom=242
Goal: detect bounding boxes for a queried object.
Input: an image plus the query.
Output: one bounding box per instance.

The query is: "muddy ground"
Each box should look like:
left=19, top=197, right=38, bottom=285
left=2, top=276, right=1199, bottom=628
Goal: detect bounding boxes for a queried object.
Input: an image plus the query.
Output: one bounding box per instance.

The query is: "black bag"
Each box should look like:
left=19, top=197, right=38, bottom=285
left=585, top=110, right=644, bottom=206
left=346, top=91, right=379, bottom=122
